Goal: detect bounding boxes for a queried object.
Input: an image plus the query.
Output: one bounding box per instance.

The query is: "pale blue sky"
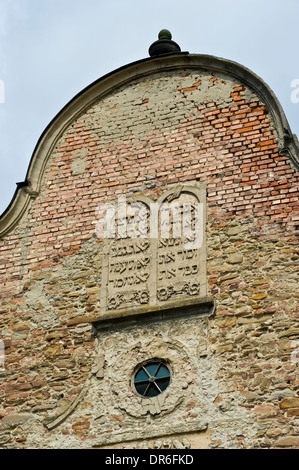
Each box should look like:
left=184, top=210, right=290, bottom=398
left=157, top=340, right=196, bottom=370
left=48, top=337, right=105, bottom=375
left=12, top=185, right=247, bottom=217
left=0, top=0, right=298, bottom=215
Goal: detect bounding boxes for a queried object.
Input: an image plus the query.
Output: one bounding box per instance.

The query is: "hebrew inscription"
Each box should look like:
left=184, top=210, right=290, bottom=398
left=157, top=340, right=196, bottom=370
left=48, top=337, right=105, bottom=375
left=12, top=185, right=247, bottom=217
left=104, top=240, right=152, bottom=311
left=99, top=184, right=206, bottom=316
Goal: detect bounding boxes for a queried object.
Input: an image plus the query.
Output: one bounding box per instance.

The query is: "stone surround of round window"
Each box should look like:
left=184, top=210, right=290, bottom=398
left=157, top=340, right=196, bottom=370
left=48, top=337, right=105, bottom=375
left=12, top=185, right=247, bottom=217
left=133, top=360, right=171, bottom=398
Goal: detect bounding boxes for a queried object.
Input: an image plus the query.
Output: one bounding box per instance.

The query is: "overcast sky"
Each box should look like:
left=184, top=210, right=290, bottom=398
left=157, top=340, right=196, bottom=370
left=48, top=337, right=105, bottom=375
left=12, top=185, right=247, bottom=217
left=0, top=0, right=298, bottom=215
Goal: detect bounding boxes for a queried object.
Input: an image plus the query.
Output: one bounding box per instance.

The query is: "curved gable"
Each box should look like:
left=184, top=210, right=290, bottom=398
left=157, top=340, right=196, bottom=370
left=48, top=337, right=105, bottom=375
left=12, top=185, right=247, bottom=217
left=0, top=52, right=298, bottom=237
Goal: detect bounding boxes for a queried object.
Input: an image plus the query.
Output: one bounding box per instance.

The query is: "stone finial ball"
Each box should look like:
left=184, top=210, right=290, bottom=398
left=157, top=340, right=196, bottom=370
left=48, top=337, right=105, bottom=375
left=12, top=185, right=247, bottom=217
left=158, top=29, right=172, bottom=40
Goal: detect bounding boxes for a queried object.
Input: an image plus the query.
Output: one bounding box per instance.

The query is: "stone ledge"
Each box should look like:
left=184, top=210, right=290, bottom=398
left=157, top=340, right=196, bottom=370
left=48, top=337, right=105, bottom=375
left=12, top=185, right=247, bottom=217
left=92, top=296, right=215, bottom=334
left=91, top=421, right=208, bottom=449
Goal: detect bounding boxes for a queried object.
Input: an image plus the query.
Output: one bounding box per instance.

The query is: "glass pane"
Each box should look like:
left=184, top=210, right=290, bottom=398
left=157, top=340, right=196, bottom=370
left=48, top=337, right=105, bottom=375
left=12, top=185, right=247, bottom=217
left=135, top=382, right=149, bottom=396
left=155, top=377, right=170, bottom=392
left=155, top=364, right=170, bottom=379
left=146, top=383, right=159, bottom=397
left=134, top=368, right=149, bottom=383
left=145, top=363, right=160, bottom=377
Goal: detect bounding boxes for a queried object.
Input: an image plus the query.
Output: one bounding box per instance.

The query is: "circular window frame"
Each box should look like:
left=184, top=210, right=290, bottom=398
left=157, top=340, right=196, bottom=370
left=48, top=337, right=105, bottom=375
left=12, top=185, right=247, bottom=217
left=132, top=359, right=172, bottom=399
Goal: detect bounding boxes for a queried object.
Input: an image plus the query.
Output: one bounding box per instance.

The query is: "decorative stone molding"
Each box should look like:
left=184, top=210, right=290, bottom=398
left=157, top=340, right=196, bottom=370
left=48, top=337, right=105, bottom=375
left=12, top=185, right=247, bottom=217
left=108, top=336, right=196, bottom=418
left=1, top=53, right=298, bottom=237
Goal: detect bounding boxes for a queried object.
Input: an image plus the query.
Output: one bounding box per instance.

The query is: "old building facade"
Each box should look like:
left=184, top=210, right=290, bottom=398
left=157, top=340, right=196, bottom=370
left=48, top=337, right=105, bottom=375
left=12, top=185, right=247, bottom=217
left=0, top=32, right=299, bottom=449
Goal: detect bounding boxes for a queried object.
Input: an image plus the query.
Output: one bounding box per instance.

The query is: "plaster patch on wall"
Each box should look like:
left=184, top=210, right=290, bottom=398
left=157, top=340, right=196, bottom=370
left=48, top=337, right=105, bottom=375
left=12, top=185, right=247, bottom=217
left=71, top=149, right=88, bottom=176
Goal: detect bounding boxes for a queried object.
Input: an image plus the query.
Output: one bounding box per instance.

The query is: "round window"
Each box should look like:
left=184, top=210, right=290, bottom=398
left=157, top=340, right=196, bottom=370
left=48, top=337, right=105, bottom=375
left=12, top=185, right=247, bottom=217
left=133, top=360, right=171, bottom=398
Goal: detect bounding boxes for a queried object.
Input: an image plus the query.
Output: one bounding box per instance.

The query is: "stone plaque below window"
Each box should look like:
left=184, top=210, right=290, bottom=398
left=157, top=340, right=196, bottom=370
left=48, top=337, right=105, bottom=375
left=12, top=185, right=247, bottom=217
left=99, top=184, right=207, bottom=320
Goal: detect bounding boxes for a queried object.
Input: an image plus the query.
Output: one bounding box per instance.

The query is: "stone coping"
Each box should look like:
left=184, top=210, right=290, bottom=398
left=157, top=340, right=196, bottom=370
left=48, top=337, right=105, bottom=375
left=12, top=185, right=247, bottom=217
left=92, top=296, right=215, bottom=333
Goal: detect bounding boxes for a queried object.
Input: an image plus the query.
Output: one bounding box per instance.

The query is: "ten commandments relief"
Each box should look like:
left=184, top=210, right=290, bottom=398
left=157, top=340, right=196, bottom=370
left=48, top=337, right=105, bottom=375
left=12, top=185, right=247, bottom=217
left=98, top=184, right=207, bottom=317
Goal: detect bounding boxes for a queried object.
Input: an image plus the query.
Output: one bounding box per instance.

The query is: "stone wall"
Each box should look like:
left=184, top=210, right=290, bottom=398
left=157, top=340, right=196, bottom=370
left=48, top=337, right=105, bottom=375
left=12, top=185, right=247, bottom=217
left=0, top=57, right=298, bottom=448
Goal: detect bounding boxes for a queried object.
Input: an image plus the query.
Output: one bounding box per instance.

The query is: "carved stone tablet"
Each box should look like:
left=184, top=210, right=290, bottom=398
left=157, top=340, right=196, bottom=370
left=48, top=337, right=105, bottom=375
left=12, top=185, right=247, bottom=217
left=99, top=184, right=207, bottom=318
